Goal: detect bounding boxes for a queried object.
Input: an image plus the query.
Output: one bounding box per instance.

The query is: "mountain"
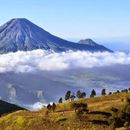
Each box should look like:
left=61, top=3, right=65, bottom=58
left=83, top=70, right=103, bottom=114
left=0, top=100, right=25, bottom=116
left=78, top=39, right=99, bottom=46
left=0, top=18, right=112, bottom=53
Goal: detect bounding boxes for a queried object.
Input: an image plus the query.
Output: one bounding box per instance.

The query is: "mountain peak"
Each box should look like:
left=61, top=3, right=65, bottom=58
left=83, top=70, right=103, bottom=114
left=6, top=18, right=31, bottom=25
left=12, top=18, right=28, bottom=20
left=1, top=18, right=34, bottom=32
left=78, top=39, right=98, bottom=46
left=10, top=18, right=28, bottom=21
left=0, top=18, right=112, bottom=53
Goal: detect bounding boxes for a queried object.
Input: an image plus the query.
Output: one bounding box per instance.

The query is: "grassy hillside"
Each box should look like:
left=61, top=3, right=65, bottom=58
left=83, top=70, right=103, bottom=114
left=0, top=92, right=130, bottom=130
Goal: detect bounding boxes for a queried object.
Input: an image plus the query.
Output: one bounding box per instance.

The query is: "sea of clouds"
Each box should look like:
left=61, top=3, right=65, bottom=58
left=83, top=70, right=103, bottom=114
left=0, top=49, right=130, bottom=73
left=0, top=49, right=130, bottom=110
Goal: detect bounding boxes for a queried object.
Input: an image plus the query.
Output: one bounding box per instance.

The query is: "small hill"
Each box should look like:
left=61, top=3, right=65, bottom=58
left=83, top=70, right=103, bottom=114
left=0, top=92, right=130, bottom=130
left=0, top=100, right=25, bottom=116
left=0, top=18, right=112, bottom=53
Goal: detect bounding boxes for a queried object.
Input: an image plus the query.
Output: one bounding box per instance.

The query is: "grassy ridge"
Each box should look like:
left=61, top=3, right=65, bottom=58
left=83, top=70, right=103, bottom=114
left=0, top=92, right=130, bottom=130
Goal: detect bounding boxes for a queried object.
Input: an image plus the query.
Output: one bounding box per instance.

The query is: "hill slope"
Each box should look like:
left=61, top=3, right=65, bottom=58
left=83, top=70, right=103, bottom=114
left=0, top=92, right=130, bottom=130
left=0, top=100, right=25, bottom=116
left=0, top=18, right=112, bottom=53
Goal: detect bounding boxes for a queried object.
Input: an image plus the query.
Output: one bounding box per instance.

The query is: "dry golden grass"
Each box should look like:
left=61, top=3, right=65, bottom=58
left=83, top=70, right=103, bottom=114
left=0, top=92, right=130, bottom=130
left=57, top=92, right=130, bottom=112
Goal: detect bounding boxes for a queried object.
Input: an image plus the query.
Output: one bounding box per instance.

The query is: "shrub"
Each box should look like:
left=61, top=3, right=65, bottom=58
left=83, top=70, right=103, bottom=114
left=111, top=107, right=118, bottom=113
left=124, top=122, right=129, bottom=129
left=108, top=100, right=130, bottom=128
left=71, top=102, right=88, bottom=113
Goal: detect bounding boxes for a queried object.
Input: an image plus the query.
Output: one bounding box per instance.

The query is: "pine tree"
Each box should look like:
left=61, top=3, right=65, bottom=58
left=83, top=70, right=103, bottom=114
left=90, top=89, right=96, bottom=97
left=65, top=91, right=71, bottom=101
left=70, top=93, right=76, bottom=101
left=76, top=90, right=86, bottom=99
left=101, top=89, right=106, bottom=96
left=76, top=90, right=81, bottom=99
left=52, top=103, right=56, bottom=112
left=81, top=92, right=86, bottom=98
left=58, top=97, right=63, bottom=103
left=47, top=104, right=51, bottom=111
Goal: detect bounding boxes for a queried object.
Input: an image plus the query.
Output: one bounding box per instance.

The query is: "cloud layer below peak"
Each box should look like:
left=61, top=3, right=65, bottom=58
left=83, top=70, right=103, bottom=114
left=0, top=50, right=130, bottom=73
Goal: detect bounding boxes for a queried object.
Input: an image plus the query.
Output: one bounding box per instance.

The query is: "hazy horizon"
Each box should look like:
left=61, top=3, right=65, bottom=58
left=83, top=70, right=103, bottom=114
left=67, top=37, right=130, bottom=53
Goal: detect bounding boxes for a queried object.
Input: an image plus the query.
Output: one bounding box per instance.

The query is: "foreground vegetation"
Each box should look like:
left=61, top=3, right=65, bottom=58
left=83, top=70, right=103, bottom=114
left=0, top=90, right=130, bottom=130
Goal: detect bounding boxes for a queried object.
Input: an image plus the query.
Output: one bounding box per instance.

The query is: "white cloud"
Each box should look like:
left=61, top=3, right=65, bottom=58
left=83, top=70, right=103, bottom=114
left=0, top=50, right=130, bottom=73
left=26, top=102, right=47, bottom=111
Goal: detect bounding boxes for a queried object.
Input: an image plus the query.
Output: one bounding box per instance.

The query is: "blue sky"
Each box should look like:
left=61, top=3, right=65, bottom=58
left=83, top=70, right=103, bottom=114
left=0, top=0, right=130, bottom=51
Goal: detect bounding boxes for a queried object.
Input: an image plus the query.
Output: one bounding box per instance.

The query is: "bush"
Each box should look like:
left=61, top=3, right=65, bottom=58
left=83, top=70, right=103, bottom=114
left=111, top=107, right=118, bottom=113
left=71, top=102, right=88, bottom=113
left=108, top=100, right=130, bottom=128
left=124, top=122, right=129, bottom=129
left=108, top=113, right=124, bottom=128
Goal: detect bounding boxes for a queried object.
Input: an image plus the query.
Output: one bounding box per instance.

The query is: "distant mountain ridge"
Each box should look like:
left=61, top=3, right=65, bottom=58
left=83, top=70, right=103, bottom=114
left=0, top=18, right=112, bottom=53
left=0, top=100, right=25, bottom=116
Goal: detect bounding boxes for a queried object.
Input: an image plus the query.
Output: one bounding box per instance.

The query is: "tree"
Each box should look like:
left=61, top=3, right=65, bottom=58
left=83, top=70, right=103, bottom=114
left=76, top=90, right=86, bottom=99
left=70, top=93, right=76, bottom=101
left=121, top=89, right=128, bottom=93
left=65, top=91, right=71, bottom=101
left=116, top=90, right=120, bottom=93
left=81, top=92, right=86, bottom=98
left=101, top=89, right=106, bottom=96
left=76, top=90, right=81, bottom=99
left=52, top=103, right=56, bottom=112
left=47, top=103, right=56, bottom=112
left=124, top=122, right=129, bottom=130
left=47, top=104, right=51, bottom=111
left=90, top=89, right=96, bottom=97
left=58, top=97, right=63, bottom=103
left=109, top=92, right=112, bottom=95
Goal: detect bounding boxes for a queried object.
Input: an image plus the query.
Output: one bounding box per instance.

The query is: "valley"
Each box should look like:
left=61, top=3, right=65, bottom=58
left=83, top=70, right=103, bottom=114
left=0, top=91, right=130, bottom=130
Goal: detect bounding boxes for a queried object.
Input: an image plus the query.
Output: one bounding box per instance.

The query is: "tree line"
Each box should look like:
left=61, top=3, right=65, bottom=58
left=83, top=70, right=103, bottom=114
left=46, top=87, right=130, bottom=114
left=58, top=88, right=107, bottom=103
